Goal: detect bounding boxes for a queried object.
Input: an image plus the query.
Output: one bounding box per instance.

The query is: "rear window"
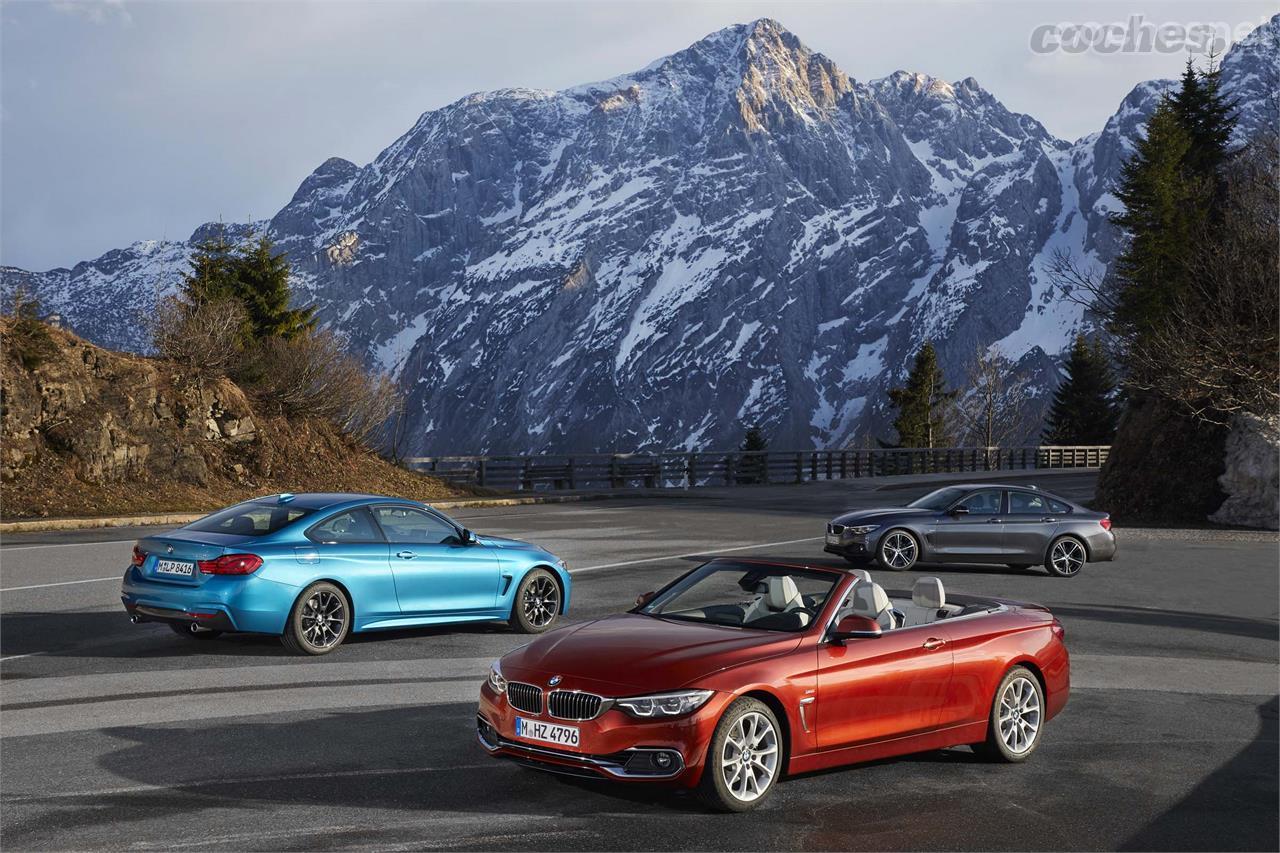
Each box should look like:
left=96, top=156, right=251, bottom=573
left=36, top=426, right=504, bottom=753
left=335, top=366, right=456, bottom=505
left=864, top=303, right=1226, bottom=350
left=185, top=501, right=314, bottom=537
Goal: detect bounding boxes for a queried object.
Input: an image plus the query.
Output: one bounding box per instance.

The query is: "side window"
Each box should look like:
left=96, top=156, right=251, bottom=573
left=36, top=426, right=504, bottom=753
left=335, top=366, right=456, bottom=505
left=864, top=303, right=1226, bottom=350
left=1048, top=498, right=1071, bottom=514
left=373, top=507, right=459, bottom=544
left=1008, top=492, right=1048, bottom=514
left=308, top=508, right=382, bottom=544
left=958, top=490, right=1002, bottom=514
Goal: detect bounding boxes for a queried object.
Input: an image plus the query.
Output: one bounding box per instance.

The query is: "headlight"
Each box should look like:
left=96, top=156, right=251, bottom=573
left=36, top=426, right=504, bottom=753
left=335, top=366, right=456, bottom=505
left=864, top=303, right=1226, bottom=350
left=845, top=524, right=880, bottom=535
left=614, top=689, right=714, bottom=718
left=487, top=661, right=507, bottom=694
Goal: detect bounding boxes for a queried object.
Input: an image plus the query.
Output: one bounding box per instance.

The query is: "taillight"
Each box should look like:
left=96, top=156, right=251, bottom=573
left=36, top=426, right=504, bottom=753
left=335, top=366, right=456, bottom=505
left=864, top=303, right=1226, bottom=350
left=198, top=553, right=263, bottom=575
left=1099, top=517, right=1112, bottom=531
left=131, top=545, right=146, bottom=567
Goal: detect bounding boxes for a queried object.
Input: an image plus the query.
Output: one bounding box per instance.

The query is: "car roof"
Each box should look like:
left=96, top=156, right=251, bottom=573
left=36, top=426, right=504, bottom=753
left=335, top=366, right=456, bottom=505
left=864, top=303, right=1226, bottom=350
left=247, top=493, right=422, bottom=511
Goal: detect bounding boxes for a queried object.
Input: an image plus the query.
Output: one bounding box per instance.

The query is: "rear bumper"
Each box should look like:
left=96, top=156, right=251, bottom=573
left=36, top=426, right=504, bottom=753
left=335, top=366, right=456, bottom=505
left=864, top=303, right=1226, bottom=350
left=119, top=567, right=298, bottom=634
left=1084, top=530, right=1118, bottom=562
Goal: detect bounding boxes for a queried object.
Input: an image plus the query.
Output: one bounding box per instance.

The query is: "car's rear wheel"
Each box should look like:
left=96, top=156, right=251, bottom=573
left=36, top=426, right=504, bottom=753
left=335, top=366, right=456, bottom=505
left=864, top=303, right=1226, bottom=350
left=281, top=582, right=350, bottom=655
left=1045, top=536, right=1087, bottom=577
left=698, top=697, right=782, bottom=812
left=877, top=529, right=920, bottom=571
left=508, top=569, right=561, bottom=634
left=972, top=666, right=1045, bottom=762
left=168, top=622, right=222, bottom=640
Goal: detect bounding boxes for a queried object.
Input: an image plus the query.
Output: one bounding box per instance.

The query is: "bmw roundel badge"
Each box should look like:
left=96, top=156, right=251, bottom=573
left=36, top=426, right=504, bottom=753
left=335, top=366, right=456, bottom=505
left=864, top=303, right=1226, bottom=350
left=548, top=675, right=562, bottom=686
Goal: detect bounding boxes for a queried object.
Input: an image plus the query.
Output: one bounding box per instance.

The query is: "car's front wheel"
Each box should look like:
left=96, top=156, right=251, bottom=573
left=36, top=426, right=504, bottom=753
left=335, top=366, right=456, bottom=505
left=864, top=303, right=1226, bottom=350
left=281, top=582, right=351, bottom=655
left=1045, top=535, right=1087, bottom=577
left=877, top=529, right=920, bottom=571
left=698, top=697, right=782, bottom=812
left=972, top=666, right=1045, bottom=762
left=508, top=569, right=561, bottom=633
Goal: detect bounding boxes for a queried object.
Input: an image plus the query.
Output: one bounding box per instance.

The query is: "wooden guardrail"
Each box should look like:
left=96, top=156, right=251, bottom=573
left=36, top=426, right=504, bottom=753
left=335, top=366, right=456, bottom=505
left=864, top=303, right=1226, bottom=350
left=403, top=446, right=1110, bottom=491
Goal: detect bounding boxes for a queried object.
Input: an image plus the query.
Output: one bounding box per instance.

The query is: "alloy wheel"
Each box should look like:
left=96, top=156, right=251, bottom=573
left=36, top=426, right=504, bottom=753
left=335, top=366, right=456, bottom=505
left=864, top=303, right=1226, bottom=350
left=300, top=590, right=346, bottom=649
left=1050, top=538, right=1085, bottom=576
left=997, top=676, right=1041, bottom=754
left=720, top=711, right=779, bottom=803
left=881, top=531, right=918, bottom=570
left=522, top=575, right=559, bottom=628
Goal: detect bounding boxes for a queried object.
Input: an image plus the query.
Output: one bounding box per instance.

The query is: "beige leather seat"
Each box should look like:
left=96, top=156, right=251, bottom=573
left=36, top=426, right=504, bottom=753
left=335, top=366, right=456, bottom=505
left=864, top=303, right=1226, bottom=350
left=899, top=577, right=946, bottom=627
left=846, top=580, right=894, bottom=630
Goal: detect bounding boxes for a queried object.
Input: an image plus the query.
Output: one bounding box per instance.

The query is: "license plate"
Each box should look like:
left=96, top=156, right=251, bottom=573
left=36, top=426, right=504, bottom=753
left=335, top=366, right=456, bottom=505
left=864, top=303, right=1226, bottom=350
left=514, top=717, right=579, bottom=747
left=155, top=559, right=194, bottom=577
left=825, top=533, right=841, bottom=545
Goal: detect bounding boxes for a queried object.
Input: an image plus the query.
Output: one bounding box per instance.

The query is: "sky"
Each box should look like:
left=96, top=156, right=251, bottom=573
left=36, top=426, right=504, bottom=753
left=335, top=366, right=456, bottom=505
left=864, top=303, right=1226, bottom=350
left=2, top=0, right=1274, bottom=271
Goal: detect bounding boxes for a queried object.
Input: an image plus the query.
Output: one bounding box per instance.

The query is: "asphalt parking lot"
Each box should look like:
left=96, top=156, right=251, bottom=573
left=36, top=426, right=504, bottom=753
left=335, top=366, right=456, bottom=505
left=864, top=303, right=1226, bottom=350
left=2, top=472, right=1277, bottom=851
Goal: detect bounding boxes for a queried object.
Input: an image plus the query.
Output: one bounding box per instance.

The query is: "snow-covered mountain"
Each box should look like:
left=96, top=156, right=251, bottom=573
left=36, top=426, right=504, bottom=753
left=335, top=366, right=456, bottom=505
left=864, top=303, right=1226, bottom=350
left=4, top=16, right=1277, bottom=454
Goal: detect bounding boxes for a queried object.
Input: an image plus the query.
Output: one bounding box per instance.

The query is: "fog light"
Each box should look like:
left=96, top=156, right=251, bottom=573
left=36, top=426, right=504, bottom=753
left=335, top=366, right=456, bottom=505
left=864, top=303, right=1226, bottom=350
left=654, top=751, right=673, bottom=769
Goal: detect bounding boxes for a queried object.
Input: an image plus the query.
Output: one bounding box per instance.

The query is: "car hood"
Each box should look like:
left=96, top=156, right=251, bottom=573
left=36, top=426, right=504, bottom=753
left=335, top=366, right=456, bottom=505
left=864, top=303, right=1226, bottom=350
left=475, top=534, right=534, bottom=549
left=830, top=507, right=935, bottom=525
left=498, top=613, right=802, bottom=695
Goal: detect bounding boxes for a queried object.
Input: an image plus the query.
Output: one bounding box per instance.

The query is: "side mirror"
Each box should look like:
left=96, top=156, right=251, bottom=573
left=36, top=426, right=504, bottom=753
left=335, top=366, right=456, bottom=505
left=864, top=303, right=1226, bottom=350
left=830, top=614, right=882, bottom=641
left=950, top=505, right=970, bottom=517
left=461, top=528, right=476, bottom=545
left=635, top=591, right=656, bottom=607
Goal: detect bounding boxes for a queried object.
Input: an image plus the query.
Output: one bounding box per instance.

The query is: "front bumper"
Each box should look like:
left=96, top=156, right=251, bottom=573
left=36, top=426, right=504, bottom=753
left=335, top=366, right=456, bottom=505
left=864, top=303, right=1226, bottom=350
left=476, top=681, right=724, bottom=787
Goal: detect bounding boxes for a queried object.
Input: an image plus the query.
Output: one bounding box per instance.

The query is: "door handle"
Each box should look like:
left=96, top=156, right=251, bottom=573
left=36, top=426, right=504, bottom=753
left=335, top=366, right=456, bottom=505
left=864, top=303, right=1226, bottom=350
left=1042, top=517, right=1058, bottom=523
left=396, top=550, right=417, bottom=559
left=987, top=517, right=1002, bottom=523
left=922, top=638, right=945, bottom=651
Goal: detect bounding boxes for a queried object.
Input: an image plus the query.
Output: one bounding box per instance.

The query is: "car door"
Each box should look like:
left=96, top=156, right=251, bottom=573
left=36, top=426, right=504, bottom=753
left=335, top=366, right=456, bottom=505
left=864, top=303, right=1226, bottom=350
left=929, top=489, right=1006, bottom=559
left=1003, top=490, right=1059, bottom=561
left=815, top=619, right=954, bottom=750
left=371, top=505, right=502, bottom=616
left=300, top=507, right=398, bottom=622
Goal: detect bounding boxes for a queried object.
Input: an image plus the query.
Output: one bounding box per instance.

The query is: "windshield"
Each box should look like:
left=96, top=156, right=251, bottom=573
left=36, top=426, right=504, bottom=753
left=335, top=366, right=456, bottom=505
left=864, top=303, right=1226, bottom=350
left=908, top=486, right=968, bottom=511
left=639, top=561, right=840, bottom=632
left=185, top=500, right=314, bottom=537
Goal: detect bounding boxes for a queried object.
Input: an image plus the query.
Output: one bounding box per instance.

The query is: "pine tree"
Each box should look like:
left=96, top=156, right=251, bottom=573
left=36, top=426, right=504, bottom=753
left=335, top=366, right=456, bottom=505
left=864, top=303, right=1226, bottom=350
left=178, top=230, right=313, bottom=343
left=1109, top=98, right=1202, bottom=350
left=181, top=228, right=240, bottom=306
left=1169, top=55, right=1237, bottom=179
left=235, top=234, right=315, bottom=341
left=737, top=423, right=768, bottom=484
left=1042, top=335, right=1120, bottom=445
left=888, top=342, right=955, bottom=448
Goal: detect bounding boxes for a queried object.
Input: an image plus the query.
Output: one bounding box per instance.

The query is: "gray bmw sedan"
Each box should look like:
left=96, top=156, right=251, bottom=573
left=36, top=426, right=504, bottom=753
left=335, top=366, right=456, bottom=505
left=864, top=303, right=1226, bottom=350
left=824, top=484, right=1116, bottom=577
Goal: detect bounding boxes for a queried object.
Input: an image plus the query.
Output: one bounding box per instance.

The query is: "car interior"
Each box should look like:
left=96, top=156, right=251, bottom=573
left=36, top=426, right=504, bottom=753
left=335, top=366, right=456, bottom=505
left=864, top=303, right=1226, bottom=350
left=838, top=571, right=983, bottom=629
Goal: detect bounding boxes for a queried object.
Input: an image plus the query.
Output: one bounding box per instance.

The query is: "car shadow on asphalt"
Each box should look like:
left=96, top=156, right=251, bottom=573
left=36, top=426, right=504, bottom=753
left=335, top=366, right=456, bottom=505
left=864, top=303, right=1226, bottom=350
left=1046, top=603, right=1279, bottom=642
left=0, top=610, right=516, bottom=660
left=1120, top=695, right=1278, bottom=850
left=675, top=552, right=1047, bottom=578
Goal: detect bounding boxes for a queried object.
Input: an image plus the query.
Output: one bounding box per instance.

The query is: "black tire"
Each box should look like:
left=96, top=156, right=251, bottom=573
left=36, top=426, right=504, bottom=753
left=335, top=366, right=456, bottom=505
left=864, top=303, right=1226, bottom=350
left=168, top=622, right=222, bottom=640
left=876, top=528, right=920, bottom=571
left=1044, top=535, right=1087, bottom=578
left=697, top=697, right=783, bottom=812
left=281, top=581, right=351, bottom=655
left=971, top=666, right=1045, bottom=763
left=508, top=568, right=561, bottom=634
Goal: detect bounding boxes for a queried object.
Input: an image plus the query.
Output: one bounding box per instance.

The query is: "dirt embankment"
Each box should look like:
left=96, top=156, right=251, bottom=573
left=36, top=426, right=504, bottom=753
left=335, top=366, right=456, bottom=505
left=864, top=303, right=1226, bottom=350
left=0, top=317, right=471, bottom=520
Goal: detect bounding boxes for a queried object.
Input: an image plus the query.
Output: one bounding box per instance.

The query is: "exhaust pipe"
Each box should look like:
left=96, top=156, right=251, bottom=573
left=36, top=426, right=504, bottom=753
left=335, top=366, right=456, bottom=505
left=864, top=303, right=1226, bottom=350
left=129, top=614, right=142, bottom=624
left=188, top=622, right=201, bottom=634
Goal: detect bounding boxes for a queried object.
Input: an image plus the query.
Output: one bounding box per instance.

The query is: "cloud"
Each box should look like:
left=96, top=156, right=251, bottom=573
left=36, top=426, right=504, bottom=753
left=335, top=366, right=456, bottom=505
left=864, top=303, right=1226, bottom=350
left=50, top=0, right=132, bottom=26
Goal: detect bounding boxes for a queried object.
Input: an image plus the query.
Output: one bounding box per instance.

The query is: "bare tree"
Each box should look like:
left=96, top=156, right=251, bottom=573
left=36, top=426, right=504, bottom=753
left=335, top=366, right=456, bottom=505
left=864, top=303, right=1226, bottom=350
left=251, top=330, right=402, bottom=447
left=953, top=345, right=1035, bottom=454
left=148, top=296, right=246, bottom=385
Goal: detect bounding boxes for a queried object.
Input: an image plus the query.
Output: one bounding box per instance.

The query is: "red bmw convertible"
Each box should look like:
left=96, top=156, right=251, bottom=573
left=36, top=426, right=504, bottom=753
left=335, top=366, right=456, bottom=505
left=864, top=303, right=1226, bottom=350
left=477, top=558, right=1069, bottom=811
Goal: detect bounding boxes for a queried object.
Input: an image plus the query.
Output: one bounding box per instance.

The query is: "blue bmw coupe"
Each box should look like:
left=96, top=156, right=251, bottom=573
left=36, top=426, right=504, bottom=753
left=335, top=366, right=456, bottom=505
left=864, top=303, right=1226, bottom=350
left=120, top=493, right=571, bottom=654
